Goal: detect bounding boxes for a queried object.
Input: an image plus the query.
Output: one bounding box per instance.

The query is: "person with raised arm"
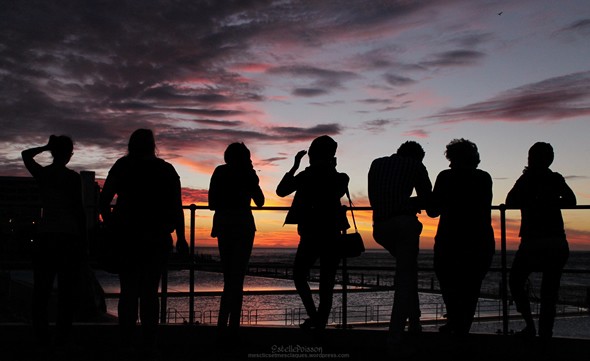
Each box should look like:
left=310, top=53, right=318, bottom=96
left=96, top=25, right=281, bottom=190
left=276, top=135, right=349, bottom=330
left=22, top=135, right=87, bottom=349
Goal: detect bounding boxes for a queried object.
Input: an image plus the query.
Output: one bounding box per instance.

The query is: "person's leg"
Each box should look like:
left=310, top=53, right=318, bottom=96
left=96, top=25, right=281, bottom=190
left=434, top=248, right=457, bottom=333
left=389, top=217, right=421, bottom=336
left=138, top=250, right=165, bottom=347
left=217, top=236, right=233, bottom=328
left=55, top=235, right=80, bottom=343
left=32, top=235, right=57, bottom=346
left=455, top=251, right=492, bottom=335
left=228, top=232, right=254, bottom=329
left=293, top=237, right=319, bottom=324
left=509, top=250, right=536, bottom=335
left=538, top=247, right=568, bottom=339
left=316, top=250, right=340, bottom=329
left=118, top=267, right=140, bottom=346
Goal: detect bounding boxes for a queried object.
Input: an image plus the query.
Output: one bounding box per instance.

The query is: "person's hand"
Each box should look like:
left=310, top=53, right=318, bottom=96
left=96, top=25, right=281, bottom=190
left=176, top=238, right=189, bottom=256
left=293, top=150, right=307, bottom=169
left=47, top=135, right=57, bottom=150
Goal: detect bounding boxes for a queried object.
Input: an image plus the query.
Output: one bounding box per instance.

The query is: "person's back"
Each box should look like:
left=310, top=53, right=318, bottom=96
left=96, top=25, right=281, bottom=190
left=108, top=156, right=179, bottom=235
left=431, top=168, right=494, bottom=249
left=507, top=168, right=574, bottom=242
left=368, top=153, right=430, bottom=222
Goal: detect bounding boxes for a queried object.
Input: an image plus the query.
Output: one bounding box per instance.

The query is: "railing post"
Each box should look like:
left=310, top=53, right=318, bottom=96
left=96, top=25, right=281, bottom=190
left=500, top=203, right=509, bottom=335
left=189, top=204, right=197, bottom=325
left=342, top=257, right=348, bottom=329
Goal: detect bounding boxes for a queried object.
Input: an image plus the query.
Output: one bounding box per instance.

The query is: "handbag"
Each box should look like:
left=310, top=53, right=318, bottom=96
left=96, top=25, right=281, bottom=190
left=339, top=188, right=365, bottom=258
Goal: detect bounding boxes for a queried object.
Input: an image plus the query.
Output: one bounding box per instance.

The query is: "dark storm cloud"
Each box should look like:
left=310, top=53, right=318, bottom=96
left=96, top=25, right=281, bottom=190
left=432, top=71, right=590, bottom=123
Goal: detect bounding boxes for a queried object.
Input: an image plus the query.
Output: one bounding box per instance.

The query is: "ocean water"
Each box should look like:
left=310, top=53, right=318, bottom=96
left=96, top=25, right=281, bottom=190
left=95, top=248, right=590, bottom=327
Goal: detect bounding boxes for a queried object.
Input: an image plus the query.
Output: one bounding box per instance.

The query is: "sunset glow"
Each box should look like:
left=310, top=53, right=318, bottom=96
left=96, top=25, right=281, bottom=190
left=2, top=0, right=589, bottom=250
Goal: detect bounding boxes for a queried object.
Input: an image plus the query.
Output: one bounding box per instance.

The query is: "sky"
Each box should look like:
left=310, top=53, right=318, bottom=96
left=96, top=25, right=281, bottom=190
left=1, top=0, right=590, bottom=250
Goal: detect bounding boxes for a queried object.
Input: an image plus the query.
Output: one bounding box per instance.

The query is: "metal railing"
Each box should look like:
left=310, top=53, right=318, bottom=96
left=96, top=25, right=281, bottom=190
left=165, top=204, right=590, bottom=334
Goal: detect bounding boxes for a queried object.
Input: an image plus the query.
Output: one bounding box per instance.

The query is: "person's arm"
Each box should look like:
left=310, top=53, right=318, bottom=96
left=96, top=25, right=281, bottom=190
left=173, top=174, right=188, bottom=255
left=426, top=172, right=443, bottom=218
left=558, top=175, right=577, bottom=208
left=250, top=171, right=265, bottom=208
left=208, top=167, right=221, bottom=210
left=98, top=167, right=117, bottom=225
left=276, top=150, right=306, bottom=197
left=505, top=177, right=524, bottom=208
left=73, top=173, right=89, bottom=253
left=410, top=164, right=433, bottom=213
left=21, top=137, right=54, bottom=176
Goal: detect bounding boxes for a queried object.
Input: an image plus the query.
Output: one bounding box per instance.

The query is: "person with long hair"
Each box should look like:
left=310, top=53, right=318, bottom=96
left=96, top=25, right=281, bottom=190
left=507, top=142, right=576, bottom=339
left=427, top=139, right=495, bottom=335
left=276, top=135, right=349, bottom=330
left=99, top=129, right=188, bottom=350
left=209, top=142, right=265, bottom=342
left=22, top=135, right=87, bottom=348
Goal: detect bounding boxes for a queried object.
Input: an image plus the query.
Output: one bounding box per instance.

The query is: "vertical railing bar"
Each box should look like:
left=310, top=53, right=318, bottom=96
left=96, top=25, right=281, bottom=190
left=189, top=204, right=196, bottom=325
left=160, top=268, right=168, bottom=324
left=500, top=204, right=509, bottom=335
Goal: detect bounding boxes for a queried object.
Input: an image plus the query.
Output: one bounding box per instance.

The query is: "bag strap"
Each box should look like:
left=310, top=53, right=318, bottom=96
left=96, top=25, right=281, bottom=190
left=345, top=188, right=358, bottom=233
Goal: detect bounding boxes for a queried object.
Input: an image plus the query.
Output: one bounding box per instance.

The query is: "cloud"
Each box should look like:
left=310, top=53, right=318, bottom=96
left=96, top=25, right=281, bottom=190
left=384, top=74, right=417, bottom=86
left=431, top=71, right=590, bottom=123
left=181, top=187, right=209, bottom=205
left=420, top=50, right=486, bottom=68
left=558, top=18, right=590, bottom=35
left=362, top=119, right=397, bottom=132
left=402, top=129, right=429, bottom=138
left=267, top=65, right=358, bottom=97
left=257, top=157, right=288, bottom=167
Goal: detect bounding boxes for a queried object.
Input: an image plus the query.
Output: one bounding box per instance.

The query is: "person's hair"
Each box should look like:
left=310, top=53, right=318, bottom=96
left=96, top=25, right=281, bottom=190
left=128, top=128, right=156, bottom=158
left=224, top=142, right=251, bottom=166
left=308, top=135, right=337, bottom=163
left=445, top=138, right=480, bottom=169
left=527, top=142, right=554, bottom=170
left=397, top=141, right=425, bottom=161
left=50, top=135, right=74, bottom=159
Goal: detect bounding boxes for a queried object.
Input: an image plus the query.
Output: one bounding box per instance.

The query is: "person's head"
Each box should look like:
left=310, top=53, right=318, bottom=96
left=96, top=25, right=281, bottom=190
left=128, top=128, right=156, bottom=158
left=445, top=138, right=480, bottom=169
left=49, top=135, right=74, bottom=164
left=308, top=135, right=337, bottom=165
left=397, top=141, right=425, bottom=162
left=527, top=142, right=554, bottom=170
left=224, top=142, right=251, bottom=166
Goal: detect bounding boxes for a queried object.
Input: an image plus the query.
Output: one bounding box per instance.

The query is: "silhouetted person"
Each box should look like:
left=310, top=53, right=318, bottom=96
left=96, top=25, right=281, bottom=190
left=99, top=129, right=188, bottom=350
left=427, top=139, right=495, bottom=335
left=22, top=135, right=87, bottom=348
left=209, top=142, right=265, bottom=340
left=506, top=142, right=576, bottom=339
left=276, top=135, right=349, bottom=330
left=368, top=141, right=432, bottom=351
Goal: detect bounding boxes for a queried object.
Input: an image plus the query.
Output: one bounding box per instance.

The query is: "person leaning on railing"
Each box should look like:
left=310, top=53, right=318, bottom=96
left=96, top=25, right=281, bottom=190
left=506, top=142, right=576, bottom=340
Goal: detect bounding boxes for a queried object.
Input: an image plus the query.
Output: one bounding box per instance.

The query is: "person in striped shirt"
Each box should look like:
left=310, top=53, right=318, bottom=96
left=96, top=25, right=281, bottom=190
left=368, top=141, right=432, bottom=354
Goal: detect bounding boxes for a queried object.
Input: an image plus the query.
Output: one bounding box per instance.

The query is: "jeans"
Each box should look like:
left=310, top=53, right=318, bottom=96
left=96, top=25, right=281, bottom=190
left=373, top=215, right=422, bottom=336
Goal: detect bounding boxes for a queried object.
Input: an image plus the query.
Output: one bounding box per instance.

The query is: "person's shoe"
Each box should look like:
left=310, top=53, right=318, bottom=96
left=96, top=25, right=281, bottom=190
left=408, top=320, right=422, bottom=334
left=299, top=318, right=317, bottom=330
left=514, top=326, right=536, bottom=339
left=438, top=323, right=453, bottom=334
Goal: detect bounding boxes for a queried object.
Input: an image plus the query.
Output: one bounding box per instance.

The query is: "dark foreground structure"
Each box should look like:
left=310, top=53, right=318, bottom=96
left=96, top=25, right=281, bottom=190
left=1, top=323, right=589, bottom=361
